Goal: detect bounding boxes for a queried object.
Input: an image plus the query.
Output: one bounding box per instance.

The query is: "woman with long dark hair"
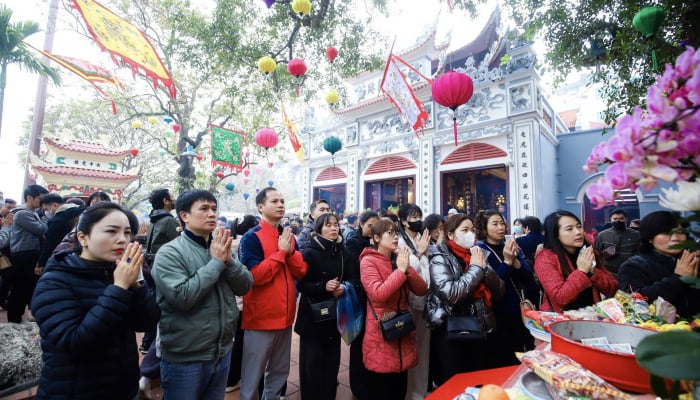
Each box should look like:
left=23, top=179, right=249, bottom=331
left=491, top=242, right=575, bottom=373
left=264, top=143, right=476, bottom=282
left=360, top=219, right=428, bottom=400
left=31, top=202, right=160, bottom=399
left=344, top=210, right=379, bottom=400
left=474, top=209, right=536, bottom=368
left=426, top=213, right=504, bottom=385
left=618, top=211, right=700, bottom=318
left=535, top=210, right=617, bottom=313
left=295, top=213, right=360, bottom=399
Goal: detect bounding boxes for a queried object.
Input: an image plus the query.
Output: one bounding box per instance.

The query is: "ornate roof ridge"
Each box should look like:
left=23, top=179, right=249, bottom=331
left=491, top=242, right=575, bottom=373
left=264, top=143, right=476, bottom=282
left=44, top=137, right=131, bottom=157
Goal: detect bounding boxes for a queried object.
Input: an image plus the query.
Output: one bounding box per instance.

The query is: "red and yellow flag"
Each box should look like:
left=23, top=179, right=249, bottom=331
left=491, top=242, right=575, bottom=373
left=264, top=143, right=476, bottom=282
left=71, top=0, right=177, bottom=98
left=32, top=45, right=123, bottom=113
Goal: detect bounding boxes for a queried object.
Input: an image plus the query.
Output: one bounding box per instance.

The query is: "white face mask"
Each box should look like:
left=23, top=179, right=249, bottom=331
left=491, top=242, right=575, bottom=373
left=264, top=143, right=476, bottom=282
left=454, top=231, right=475, bottom=249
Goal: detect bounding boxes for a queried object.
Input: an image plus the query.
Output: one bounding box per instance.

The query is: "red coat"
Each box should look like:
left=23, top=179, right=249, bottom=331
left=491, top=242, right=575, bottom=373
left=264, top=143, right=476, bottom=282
left=360, top=247, right=429, bottom=373
left=534, top=249, right=618, bottom=312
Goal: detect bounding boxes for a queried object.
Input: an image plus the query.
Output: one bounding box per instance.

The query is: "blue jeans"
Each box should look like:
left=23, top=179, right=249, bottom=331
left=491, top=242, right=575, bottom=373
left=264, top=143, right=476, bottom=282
left=160, top=350, right=231, bottom=400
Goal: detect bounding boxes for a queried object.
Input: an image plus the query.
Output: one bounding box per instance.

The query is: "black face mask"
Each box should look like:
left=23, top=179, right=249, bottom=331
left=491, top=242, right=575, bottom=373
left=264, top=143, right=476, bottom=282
left=407, top=220, right=423, bottom=233
left=612, top=221, right=626, bottom=231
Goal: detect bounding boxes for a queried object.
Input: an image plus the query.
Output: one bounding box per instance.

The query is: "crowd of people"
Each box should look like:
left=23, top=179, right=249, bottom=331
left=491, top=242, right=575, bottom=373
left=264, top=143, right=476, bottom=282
left=1, top=185, right=699, bottom=400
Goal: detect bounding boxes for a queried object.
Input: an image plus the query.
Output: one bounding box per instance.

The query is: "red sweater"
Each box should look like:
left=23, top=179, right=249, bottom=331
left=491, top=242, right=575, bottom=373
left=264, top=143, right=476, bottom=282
left=534, top=249, right=618, bottom=312
left=240, top=220, right=307, bottom=330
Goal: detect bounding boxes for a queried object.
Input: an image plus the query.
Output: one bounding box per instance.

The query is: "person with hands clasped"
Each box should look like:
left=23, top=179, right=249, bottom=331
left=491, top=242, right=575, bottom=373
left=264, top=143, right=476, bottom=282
left=360, top=219, right=428, bottom=400
left=294, top=213, right=361, bottom=400
left=475, top=209, right=538, bottom=368
left=426, top=213, right=505, bottom=385
left=152, top=190, right=253, bottom=400
left=31, top=202, right=160, bottom=400
left=535, top=210, right=618, bottom=314
left=396, top=204, right=432, bottom=400
left=239, top=187, right=307, bottom=400
left=618, top=211, right=700, bottom=319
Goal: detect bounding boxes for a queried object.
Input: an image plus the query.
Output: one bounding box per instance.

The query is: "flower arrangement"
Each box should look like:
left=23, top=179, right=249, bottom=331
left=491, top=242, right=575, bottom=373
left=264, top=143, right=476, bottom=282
left=583, top=46, right=700, bottom=210
left=584, top=46, right=700, bottom=400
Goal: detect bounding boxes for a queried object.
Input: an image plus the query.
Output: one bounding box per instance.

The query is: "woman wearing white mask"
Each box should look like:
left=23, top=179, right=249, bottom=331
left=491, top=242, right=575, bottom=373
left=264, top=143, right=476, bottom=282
left=425, top=213, right=505, bottom=385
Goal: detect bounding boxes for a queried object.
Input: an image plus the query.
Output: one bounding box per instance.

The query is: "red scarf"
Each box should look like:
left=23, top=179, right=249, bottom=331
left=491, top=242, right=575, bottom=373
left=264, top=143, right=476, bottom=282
left=447, top=240, right=492, bottom=307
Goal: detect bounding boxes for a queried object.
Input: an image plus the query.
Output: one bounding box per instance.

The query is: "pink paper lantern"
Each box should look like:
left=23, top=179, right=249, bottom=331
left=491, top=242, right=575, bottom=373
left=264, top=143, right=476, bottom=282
left=172, top=123, right=181, bottom=133
left=432, top=71, right=474, bottom=145
left=254, top=128, right=279, bottom=150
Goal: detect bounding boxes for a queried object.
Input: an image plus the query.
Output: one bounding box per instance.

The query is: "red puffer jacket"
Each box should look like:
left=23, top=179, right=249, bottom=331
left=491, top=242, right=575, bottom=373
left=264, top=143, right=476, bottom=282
left=360, top=247, right=429, bottom=373
left=534, top=248, right=618, bottom=312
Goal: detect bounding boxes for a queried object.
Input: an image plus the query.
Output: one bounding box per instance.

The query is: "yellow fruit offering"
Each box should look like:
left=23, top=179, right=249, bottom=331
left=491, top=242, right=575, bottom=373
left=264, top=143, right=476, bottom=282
left=478, top=384, right=510, bottom=400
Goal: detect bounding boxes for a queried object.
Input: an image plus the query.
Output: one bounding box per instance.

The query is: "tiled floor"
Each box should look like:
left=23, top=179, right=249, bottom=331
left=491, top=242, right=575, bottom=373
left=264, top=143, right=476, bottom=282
left=0, top=307, right=356, bottom=400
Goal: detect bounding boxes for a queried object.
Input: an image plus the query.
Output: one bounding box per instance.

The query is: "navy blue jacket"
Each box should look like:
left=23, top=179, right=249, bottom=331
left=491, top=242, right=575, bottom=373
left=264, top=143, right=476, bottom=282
left=31, top=252, right=160, bottom=399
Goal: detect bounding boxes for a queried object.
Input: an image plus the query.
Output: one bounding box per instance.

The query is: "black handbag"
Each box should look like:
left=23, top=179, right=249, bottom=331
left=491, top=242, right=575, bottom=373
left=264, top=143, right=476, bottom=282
left=378, top=310, right=416, bottom=341
left=309, top=298, right=337, bottom=322
left=368, top=285, right=415, bottom=341
left=308, top=247, right=343, bottom=323
left=446, top=315, right=485, bottom=341
left=446, top=300, right=489, bottom=341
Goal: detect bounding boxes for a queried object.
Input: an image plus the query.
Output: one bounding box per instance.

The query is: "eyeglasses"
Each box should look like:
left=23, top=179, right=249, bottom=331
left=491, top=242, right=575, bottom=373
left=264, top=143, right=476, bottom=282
left=384, top=230, right=398, bottom=237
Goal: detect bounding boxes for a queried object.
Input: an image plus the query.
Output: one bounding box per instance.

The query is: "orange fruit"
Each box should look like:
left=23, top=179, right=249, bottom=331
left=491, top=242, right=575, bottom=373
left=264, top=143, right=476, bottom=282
left=478, top=384, right=510, bottom=400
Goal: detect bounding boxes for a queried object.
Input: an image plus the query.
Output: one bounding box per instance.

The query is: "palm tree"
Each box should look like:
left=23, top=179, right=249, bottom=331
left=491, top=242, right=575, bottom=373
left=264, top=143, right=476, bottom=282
left=0, top=4, right=60, bottom=138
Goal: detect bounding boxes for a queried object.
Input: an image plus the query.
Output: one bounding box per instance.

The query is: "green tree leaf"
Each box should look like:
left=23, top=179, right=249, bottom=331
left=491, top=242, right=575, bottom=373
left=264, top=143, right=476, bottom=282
left=636, top=330, right=700, bottom=381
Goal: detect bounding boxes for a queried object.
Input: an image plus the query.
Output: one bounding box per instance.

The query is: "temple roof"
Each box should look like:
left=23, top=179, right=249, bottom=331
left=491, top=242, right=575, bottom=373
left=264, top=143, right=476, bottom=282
left=44, top=137, right=129, bottom=162
left=31, top=165, right=137, bottom=181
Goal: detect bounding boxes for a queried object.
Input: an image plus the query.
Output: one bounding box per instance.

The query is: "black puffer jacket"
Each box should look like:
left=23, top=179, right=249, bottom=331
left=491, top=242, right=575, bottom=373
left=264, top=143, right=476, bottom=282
left=295, top=233, right=360, bottom=340
left=31, top=252, right=160, bottom=399
left=618, top=250, right=700, bottom=319
left=425, top=242, right=505, bottom=328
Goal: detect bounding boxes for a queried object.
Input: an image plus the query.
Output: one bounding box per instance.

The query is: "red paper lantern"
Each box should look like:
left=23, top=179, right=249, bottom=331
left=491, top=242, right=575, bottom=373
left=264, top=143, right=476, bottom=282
left=431, top=71, right=474, bottom=145
left=254, top=128, right=279, bottom=149
left=326, top=46, right=338, bottom=63
left=244, top=168, right=251, bottom=177
left=196, top=153, right=203, bottom=161
left=216, top=171, right=224, bottom=178
left=172, top=123, right=181, bottom=133
left=287, top=58, right=307, bottom=77
left=129, top=148, right=139, bottom=157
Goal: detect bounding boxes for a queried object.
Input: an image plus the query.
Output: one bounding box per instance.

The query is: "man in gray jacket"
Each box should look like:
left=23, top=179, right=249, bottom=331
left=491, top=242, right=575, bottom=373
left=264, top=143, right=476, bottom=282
left=152, top=189, right=253, bottom=400
left=8, top=184, right=49, bottom=323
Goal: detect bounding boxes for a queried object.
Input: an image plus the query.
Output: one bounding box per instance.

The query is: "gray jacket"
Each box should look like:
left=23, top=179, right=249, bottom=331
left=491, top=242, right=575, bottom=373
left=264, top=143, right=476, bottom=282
left=10, top=206, right=48, bottom=253
left=0, top=226, right=10, bottom=249
left=296, top=220, right=315, bottom=250
left=425, top=242, right=505, bottom=328
left=152, top=231, right=253, bottom=363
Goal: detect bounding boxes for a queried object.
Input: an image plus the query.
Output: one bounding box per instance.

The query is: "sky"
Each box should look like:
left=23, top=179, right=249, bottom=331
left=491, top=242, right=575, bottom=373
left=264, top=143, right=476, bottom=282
left=0, top=0, right=600, bottom=202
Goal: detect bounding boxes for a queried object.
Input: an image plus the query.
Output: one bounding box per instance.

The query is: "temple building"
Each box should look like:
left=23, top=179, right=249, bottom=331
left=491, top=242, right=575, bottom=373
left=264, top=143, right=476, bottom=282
left=29, top=137, right=137, bottom=203
left=299, top=7, right=568, bottom=221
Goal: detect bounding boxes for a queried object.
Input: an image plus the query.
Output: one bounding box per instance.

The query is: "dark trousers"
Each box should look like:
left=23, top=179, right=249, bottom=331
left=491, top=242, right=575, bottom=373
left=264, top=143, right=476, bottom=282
left=7, top=250, right=40, bottom=323
left=349, top=327, right=371, bottom=399
left=298, top=335, right=340, bottom=400
left=485, top=312, right=534, bottom=369
left=0, top=267, right=12, bottom=305
left=227, top=311, right=244, bottom=386
left=429, top=324, right=488, bottom=386
left=141, top=341, right=161, bottom=379
left=366, top=369, right=407, bottom=400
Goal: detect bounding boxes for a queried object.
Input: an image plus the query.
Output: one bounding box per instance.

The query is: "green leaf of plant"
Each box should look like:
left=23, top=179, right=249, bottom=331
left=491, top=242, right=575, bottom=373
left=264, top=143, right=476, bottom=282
left=649, top=374, right=668, bottom=398
left=636, top=331, right=700, bottom=380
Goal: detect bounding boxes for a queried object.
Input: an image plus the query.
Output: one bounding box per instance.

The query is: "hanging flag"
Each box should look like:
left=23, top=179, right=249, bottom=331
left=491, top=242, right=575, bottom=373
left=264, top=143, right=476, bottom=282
left=71, top=0, right=177, bottom=98
left=210, top=125, right=245, bottom=173
left=380, top=54, right=430, bottom=136
left=280, top=102, right=305, bottom=163
left=31, top=46, right=123, bottom=114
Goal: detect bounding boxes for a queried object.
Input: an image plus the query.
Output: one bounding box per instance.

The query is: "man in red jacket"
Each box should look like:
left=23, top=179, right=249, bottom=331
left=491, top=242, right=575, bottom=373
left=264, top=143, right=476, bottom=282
left=238, top=187, right=307, bottom=400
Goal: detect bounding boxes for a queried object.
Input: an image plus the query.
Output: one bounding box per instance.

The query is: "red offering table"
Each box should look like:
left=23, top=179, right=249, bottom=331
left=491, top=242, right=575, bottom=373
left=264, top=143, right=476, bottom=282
left=425, top=365, right=519, bottom=400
